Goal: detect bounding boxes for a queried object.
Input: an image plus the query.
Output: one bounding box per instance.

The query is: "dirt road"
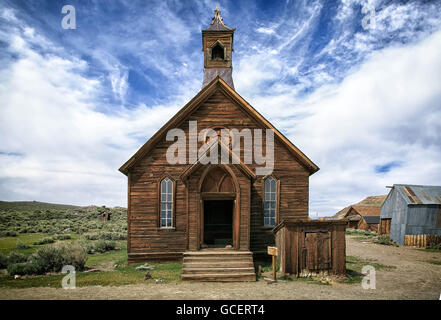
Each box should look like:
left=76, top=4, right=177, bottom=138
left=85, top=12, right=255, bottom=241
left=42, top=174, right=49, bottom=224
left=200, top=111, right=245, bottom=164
left=1, top=236, right=440, bottom=300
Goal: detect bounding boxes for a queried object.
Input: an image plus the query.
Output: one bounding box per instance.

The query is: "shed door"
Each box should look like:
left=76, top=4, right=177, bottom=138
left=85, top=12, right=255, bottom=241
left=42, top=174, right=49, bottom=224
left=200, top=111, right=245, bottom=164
left=379, top=218, right=391, bottom=235
left=304, top=232, right=331, bottom=271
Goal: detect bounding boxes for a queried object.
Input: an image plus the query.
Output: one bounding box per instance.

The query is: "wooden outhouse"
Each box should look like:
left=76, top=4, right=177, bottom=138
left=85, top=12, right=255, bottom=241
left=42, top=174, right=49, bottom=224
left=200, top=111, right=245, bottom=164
left=273, top=220, right=346, bottom=276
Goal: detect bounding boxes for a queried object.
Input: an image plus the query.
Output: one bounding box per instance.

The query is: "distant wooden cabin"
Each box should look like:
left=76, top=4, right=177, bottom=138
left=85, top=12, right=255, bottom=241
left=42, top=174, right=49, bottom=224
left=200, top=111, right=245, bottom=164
left=119, top=9, right=319, bottom=274
left=333, top=195, right=387, bottom=219
left=102, top=211, right=111, bottom=222
left=343, top=206, right=380, bottom=232
left=380, top=184, right=441, bottom=245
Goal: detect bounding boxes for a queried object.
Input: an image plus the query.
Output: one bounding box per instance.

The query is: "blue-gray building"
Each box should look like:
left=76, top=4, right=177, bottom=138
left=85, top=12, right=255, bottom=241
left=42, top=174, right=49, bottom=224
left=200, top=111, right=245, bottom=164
left=380, top=184, right=441, bottom=245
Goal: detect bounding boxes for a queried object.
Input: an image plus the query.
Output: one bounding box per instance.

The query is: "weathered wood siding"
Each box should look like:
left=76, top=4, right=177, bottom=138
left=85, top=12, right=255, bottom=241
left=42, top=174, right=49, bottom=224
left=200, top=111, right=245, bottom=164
left=127, top=88, right=311, bottom=263
left=274, top=221, right=346, bottom=276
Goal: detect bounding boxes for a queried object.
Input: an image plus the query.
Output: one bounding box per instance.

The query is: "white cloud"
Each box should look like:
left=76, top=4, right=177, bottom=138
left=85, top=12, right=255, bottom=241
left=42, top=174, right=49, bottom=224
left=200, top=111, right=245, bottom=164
left=256, top=27, right=275, bottom=35
left=291, top=29, right=441, bottom=216
left=0, top=22, right=189, bottom=206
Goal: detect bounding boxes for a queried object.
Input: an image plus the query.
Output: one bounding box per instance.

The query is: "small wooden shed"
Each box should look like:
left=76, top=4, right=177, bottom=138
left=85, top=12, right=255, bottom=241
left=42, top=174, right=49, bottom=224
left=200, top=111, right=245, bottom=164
left=273, top=220, right=346, bottom=276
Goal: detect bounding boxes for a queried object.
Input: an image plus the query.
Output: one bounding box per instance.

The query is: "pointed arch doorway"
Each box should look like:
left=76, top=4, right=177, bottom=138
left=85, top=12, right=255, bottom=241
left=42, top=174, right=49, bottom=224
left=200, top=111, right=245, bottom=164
left=199, top=165, right=239, bottom=249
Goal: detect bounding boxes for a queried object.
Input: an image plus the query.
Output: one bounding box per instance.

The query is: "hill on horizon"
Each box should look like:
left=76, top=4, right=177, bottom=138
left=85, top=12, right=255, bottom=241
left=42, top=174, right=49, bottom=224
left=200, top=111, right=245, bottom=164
left=0, top=200, right=83, bottom=211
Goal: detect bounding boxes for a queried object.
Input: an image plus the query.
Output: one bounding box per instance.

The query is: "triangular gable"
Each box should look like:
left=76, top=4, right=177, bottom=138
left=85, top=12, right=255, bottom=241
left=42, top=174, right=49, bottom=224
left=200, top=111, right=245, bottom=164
left=343, top=206, right=358, bottom=218
left=119, top=76, right=319, bottom=175
left=344, top=206, right=380, bottom=219
left=180, top=138, right=256, bottom=181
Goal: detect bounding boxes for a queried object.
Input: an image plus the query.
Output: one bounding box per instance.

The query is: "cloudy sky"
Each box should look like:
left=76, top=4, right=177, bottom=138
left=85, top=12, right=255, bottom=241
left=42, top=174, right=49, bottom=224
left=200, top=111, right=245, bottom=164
left=1, top=0, right=440, bottom=216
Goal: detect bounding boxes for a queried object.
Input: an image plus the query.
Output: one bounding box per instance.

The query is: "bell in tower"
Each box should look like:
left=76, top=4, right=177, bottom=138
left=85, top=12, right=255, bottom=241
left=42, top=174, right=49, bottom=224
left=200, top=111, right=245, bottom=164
left=202, top=7, right=235, bottom=89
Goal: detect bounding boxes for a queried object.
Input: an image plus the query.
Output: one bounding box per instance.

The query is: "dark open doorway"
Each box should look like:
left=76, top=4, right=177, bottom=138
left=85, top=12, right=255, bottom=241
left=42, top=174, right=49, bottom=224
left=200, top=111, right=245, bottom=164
left=203, top=200, right=233, bottom=247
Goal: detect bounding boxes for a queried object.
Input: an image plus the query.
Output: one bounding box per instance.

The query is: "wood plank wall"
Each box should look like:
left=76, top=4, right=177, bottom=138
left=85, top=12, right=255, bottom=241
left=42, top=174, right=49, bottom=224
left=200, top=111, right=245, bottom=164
left=127, top=89, right=311, bottom=263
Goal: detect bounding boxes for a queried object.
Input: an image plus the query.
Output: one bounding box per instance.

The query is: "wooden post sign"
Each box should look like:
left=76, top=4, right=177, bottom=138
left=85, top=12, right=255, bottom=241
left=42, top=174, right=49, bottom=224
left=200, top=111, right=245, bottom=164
left=267, top=246, right=278, bottom=281
left=267, top=246, right=278, bottom=256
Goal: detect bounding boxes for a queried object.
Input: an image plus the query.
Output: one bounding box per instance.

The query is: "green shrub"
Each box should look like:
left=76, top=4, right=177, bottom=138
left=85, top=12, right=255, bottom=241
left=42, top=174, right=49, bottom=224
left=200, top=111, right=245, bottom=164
left=84, top=232, right=126, bottom=241
left=7, top=262, right=42, bottom=276
left=374, top=235, right=397, bottom=246
left=0, top=253, right=7, bottom=269
left=16, top=241, right=31, bottom=249
left=84, top=233, right=99, bottom=240
left=7, top=252, right=28, bottom=265
left=346, top=228, right=377, bottom=237
left=93, top=240, right=116, bottom=253
left=54, top=234, right=72, bottom=240
left=78, top=240, right=94, bottom=254
left=0, top=230, right=17, bottom=237
left=33, top=237, right=55, bottom=245
left=15, top=242, right=89, bottom=275
left=428, top=242, right=441, bottom=250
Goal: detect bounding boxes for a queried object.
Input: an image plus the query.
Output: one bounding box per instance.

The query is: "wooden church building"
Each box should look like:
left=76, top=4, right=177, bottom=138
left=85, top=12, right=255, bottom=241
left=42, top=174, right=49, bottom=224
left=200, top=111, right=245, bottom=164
left=119, top=8, right=319, bottom=281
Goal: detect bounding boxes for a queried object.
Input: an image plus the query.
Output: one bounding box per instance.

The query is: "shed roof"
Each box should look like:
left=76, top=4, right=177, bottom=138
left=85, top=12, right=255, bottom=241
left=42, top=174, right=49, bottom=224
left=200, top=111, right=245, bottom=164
left=363, top=216, right=380, bottom=224
left=394, top=184, right=441, bottom=205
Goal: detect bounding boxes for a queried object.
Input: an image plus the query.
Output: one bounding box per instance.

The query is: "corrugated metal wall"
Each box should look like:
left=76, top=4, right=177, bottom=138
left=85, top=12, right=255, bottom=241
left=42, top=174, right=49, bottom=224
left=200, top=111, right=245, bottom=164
left=381, top=188, right=441, bottom=245
left=406, top=205, right=441, bottom=237
left=381, top=188, right=408, bottom=245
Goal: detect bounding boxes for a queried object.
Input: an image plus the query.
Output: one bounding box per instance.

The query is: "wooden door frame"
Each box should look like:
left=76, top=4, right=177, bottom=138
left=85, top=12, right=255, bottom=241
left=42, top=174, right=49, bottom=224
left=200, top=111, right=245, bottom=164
left=197, top=165, right=241, bottom=250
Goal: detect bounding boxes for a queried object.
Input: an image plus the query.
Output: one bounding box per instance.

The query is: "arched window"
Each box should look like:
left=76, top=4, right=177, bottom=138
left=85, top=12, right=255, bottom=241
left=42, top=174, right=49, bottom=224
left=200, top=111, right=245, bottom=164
left=211, top=43, right=224, bottom=61
left=264, top=176, right=277, bottom=226
left=160, top=177, right=173, bottom=228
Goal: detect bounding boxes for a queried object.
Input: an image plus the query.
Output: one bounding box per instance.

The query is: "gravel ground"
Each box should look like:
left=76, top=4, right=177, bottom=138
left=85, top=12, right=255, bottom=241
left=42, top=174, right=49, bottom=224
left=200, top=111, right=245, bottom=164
left=0, top=236, right=440, bottom=300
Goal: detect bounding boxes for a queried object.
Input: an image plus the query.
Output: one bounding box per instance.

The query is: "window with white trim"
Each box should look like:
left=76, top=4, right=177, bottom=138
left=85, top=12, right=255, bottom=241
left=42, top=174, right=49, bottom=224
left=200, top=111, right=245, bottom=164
left=264, top=176, right=277, bottom=226
left=160, top=178, right=173, bottom=228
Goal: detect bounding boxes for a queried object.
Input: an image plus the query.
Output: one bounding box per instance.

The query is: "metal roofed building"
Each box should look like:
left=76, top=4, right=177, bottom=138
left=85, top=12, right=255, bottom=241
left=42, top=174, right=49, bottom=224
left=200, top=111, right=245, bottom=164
left=380, top=184, right=441, bottom=245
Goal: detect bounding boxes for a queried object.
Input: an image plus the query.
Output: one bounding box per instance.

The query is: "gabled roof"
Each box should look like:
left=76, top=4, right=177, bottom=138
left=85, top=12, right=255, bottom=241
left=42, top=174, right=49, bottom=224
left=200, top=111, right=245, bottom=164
left=344, top=207, right=380, bottom=224
left=333, top=195, right=387, bottom=219
left=393, top=184, right=441, bottom=205
left=351, top=206, right=381, bottom=217
left=344, top=206, right=380, bottom=221
left=119, top=76, right=319, bottom=176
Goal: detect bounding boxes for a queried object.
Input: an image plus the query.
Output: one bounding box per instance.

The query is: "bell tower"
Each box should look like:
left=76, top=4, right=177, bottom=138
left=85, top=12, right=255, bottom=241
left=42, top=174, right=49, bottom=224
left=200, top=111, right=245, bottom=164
left=202, top=7, right=235, bottom=89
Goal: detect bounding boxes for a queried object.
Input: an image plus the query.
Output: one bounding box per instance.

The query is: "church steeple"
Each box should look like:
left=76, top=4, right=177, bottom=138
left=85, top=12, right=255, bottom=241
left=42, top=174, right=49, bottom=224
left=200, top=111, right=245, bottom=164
left=202, top=7, right=235, bottom=89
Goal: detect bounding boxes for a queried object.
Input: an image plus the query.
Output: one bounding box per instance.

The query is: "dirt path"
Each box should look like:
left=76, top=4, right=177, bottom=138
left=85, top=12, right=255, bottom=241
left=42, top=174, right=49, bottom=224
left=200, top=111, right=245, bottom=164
left=1, top=236, right=440, bottom=300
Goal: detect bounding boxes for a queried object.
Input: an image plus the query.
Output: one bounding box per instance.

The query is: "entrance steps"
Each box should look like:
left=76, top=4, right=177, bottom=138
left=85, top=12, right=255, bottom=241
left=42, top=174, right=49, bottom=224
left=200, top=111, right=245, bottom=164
left=181, top=250, right=256, bottom=282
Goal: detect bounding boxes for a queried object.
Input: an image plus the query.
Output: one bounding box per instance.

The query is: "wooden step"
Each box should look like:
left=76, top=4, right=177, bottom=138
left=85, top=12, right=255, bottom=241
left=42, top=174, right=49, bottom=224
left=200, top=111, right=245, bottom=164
left=181, top=273, right=256, bottom=282
left=183, top=261, right=254, bottom=268
left=183, top=267, right=256, bottom=275
left=181, top=250, right=256, bottom=282
left=183, top=251, right=253, bottom=259
left=183, top=257, right=253, bottom=264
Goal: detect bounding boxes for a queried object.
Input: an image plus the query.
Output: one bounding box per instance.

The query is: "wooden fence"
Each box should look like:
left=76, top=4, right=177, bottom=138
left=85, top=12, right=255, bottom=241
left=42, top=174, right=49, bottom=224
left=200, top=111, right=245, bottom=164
left=404, top=234, right=441, bottom=248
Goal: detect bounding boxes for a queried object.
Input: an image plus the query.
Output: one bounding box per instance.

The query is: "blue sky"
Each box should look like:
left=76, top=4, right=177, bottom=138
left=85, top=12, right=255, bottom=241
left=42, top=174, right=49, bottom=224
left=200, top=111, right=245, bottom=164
left=1, top=0, right=441, bottom=216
